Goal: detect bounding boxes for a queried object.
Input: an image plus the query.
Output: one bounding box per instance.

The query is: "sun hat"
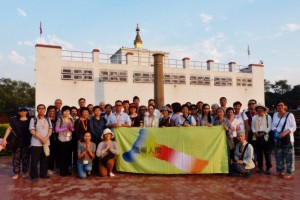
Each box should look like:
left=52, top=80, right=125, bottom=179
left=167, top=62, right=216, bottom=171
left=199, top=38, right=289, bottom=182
left=255, top=103, right=267, bottom=111
left=101, top=128, right=115, bottom=139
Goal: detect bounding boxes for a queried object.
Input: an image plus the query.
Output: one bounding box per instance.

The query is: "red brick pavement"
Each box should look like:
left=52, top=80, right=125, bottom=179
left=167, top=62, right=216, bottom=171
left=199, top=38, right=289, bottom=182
left=0, top=156, right=299, bottom=200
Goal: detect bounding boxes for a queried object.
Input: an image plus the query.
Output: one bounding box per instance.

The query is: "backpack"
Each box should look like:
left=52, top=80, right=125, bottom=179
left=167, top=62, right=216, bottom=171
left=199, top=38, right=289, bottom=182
left=33, top=116, right=51, bottom=129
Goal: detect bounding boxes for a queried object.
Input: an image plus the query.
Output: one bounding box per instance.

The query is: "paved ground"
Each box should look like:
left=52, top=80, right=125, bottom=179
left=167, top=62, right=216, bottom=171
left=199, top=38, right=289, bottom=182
left=0, top=156, right=299, bottom=200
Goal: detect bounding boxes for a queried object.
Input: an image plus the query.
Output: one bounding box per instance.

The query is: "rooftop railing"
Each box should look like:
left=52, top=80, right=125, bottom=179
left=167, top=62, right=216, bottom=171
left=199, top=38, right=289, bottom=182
left=61, top=50, right=250, bottom=73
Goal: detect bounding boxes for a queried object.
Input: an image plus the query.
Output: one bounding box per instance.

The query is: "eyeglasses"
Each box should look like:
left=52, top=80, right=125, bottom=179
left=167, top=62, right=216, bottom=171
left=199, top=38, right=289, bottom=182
left=115, top=104, right=122, bottom=107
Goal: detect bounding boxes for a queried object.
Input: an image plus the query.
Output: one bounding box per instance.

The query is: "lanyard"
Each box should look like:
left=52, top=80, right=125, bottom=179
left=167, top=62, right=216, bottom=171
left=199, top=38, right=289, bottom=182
left=81, top=119, right=87, bottom=131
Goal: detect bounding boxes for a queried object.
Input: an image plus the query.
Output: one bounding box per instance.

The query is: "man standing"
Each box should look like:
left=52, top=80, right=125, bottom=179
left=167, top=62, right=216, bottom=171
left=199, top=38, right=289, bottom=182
left=54, top=99, right=63, bottom=118
left=89, top=106, right=106, bottom=172
left=106, top=100, right=131, bottom=131
left=233, top=101, right=246, bottom=133
left=29, top=104, right=52, bottom=181
left=196, top=101, right=204, bottom=121
left=220, top=97, right=227, bottom=111
left=251, top=103, right=272, bottom=175
left=77, top=98, right=86, bottom=117
left=133, top=96, right=140, bottom=108
left=244, top=99, right=257, bottom=143
left=122, top=100, right=130, bottom=115
left=99, top=101, right=106, bottom=113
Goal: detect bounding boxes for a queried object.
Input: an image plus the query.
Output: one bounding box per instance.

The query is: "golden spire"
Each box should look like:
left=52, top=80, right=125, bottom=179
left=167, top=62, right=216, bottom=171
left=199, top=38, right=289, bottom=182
left=134, top=24, right=143, bottom=48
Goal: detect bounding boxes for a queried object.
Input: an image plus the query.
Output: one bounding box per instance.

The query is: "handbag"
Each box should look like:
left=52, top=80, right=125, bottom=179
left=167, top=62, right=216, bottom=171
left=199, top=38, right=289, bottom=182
left=280, top=113, right=291, bottom=145
left=101, top=152, right=115, bottom=163
left=6, top=130, right=19, bottom=152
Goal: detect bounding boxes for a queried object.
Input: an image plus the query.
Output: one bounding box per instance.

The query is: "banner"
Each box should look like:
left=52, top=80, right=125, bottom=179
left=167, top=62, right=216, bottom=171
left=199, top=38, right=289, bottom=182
left=115, top=126, right=228, bottom=174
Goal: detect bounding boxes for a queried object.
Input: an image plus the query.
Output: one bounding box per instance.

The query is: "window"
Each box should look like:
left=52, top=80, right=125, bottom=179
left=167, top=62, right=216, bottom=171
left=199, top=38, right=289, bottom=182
left=100, top=70, right=128, bottom=82
left=62, top=69, right=72, bottom=74
left=74, top=75, right=83, bottom=80
left=189, top=75, right=210, bottom=85
left=84, top=70, right=93, bottom=74
left=236, top=78, right=252, bottom=87
left=133, top=72, right=154, bottom=83
left=84, top=76, right=93, bottom=81
left=61, top=68, right=93, bottom=81
left=74, top=70, right=82, bottom=74
left=214, top=77, right=232, bottom=86
left=61, top=74, right=72, bottom=80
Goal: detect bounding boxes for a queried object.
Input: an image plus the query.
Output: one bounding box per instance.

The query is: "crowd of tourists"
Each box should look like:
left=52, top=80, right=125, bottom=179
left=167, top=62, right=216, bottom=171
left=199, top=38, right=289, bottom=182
left=0, top=96, right=296, bottom=181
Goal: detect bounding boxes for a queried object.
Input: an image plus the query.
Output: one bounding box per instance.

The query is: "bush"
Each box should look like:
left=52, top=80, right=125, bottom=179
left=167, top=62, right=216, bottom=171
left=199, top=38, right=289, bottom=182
left=0, top=124, right=11, bottom=156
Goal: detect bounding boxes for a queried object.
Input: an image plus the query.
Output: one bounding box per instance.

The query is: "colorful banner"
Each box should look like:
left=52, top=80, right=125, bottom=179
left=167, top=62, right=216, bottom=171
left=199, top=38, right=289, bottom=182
left=115, top=126, right=228, bottom=174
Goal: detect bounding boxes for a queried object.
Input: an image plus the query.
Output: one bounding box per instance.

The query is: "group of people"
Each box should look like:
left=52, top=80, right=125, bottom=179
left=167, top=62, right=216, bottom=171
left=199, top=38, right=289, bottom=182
left=1, top=96, right=297, bottom=181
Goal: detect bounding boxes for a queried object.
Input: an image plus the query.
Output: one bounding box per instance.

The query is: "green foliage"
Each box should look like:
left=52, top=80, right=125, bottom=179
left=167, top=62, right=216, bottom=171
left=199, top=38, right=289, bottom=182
left=271, top=80, right=292, bottom=95
left=264, top=79, right=272, bottom=93
left=0, top=78, right=35, bottom=112
left=265, top=79, right=300, bottom=109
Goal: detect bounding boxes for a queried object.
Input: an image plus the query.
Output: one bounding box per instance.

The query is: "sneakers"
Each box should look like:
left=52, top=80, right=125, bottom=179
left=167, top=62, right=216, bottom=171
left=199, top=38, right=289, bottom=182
left=109, top=173, right=115, bottom=177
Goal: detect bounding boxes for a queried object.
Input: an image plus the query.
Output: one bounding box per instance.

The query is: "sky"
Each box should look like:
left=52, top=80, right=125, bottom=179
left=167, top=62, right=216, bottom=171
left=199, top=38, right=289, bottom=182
left=0, top=0, right=299, bottom=87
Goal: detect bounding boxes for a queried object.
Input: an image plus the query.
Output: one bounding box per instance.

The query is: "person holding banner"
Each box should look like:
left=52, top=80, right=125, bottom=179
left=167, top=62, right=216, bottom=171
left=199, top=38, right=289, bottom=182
left=159, top=106, right=171, bottom=127
left=96, top=128, right=119, bottom=177
left=198, top=104, right=214, bottom=126
left=175, top=104, right=196, bottom=126
left=230, top=132, right=255, bottom=178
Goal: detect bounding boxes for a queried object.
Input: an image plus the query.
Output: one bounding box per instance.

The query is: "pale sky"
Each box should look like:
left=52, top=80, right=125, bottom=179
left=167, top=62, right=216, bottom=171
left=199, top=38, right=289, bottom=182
left=0, top=0, right=299, bottom=87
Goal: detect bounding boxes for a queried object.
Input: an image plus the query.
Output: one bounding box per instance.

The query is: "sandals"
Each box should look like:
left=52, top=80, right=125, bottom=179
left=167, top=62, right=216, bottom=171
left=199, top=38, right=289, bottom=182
left=12, top=174, right=19, bottom=180
left=283, top=174, right=292, bottom=179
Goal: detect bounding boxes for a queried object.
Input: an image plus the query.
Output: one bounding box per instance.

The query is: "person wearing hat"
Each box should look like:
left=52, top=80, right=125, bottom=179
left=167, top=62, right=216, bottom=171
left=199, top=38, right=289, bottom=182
left=159, top=106, right=171, bottom=127
left=230, top=131, right=255, bottom=178
left=96, top=128, right=119, bottom=177
left=251, top=103, right=272, bottom=175
left=129, top=103, right=142, bottom=127
left=2, top=106, right=31, bottom=180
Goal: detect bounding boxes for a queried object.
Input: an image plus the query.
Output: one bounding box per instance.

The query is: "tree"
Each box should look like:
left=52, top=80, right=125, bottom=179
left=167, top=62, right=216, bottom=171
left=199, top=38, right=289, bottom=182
left=271, top=80, right=291, bottom=95
left=0, top=78, right=35, bottom=112
left=264, top=79, right=272, bottom=92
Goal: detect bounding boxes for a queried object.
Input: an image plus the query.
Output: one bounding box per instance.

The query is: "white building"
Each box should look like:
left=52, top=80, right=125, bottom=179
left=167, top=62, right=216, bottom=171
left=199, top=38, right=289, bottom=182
left=35, top=25, right=264, bottom=108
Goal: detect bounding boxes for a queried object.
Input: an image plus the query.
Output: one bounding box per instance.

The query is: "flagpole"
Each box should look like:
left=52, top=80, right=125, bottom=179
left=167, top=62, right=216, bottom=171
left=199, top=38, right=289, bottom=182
left=39, top=21, right=42, bottom=44
left=247, top=45, right=250, bottom=65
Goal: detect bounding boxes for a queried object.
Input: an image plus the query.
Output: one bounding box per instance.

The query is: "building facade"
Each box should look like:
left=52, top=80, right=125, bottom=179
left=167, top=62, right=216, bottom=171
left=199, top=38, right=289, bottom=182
left=35, top=26, right=264, bottom=108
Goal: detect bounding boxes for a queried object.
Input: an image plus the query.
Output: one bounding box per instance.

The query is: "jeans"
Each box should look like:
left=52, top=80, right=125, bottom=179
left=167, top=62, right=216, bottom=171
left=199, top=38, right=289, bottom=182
left=77, top=161, right=92, bottom=178
left=275, top=142, right=295, bottom=175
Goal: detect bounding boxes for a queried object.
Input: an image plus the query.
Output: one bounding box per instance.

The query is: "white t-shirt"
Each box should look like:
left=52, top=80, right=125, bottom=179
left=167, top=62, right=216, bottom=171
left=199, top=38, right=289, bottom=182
left=271, top=112, right=297, bottom=143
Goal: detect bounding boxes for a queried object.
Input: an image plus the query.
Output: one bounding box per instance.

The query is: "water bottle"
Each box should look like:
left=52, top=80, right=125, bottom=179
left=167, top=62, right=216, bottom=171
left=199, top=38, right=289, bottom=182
left=274, top=131, right=279, bottom=142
